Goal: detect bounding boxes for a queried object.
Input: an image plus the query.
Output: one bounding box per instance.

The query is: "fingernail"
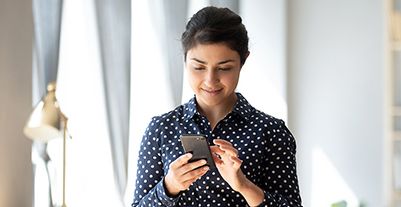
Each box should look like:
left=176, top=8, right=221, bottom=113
left=187, top=153, right=192, bottom=158
left=204, top=166, right=209, bottom=171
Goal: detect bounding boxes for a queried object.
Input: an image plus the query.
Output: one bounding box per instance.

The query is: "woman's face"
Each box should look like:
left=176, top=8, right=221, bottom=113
left=186, top=43, right=242, bottom=110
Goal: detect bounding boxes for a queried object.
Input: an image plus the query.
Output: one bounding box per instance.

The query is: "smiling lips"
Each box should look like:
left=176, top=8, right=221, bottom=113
left=202, top=88, right=223, bottom=95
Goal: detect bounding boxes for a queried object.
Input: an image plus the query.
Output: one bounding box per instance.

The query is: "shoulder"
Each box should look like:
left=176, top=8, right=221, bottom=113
left=156, top=104, right=186, bottom=120
left=146, top=104, right=186, bottom=129
left=251, top=110, right=297, bottom=150
left=252, top=109, right=291, bottom=135
left=246, top=105, right=286, bottom=130
left=235, top=92, right=284, bottom=126
left=248, top=107, right=295, bottom=140
left=235, top=92, right=286, bottom=127
left=141, top=105, right=185, bottom=143
left=253, top=109, right=283, bottom=124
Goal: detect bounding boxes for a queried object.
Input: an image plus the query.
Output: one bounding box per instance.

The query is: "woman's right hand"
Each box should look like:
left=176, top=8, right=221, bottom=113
left=164, top=153, right=210, bottom=196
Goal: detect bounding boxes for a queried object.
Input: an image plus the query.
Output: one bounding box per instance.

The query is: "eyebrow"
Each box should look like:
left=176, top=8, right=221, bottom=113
left=190, top=58, right=235, bottom=65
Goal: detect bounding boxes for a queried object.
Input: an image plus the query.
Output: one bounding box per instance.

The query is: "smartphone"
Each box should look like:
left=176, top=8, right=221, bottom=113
left=180, top=134, right=216, bottom=169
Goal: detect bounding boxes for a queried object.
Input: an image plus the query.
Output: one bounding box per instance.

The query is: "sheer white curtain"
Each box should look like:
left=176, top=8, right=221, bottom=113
left=125, top=0, right=182, bottom=204
left=55, top=0, right=121, bottom=206
left=94, top=0, right=131, bottom=203
left=33, top=0, right=128, bottom=206
left=126, top=0, right=287, bottom=206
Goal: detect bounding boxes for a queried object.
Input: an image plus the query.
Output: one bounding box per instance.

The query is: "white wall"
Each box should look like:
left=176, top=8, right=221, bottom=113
left=288, top=0, right=385, bottom=206
left=0, top=0, right=34, bottom=206
left=238, top=0, right=288, bottom=120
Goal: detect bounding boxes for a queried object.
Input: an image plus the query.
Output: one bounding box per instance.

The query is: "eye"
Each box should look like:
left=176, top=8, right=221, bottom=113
left=218, top=67, right=232, bottom=71
left=193, top=66, right=205, bottom=70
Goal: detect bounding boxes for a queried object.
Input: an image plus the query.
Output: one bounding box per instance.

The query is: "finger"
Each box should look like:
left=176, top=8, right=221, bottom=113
left=213, top=139, right=232, bottom=146
left=213, top=141, right=238, bottom=157
left=211, top=147, right=233, bottom=165
left=230, top=156, right=243, bottom=168
left=213, top=140, right=238, bottom=156
left=210, top=145, right=225, bottom=155
left=213, top=139, right=237, bottom=154
left=170, top=153, right=193, bottom=170
left=219, top=145, right=238, bottom=157
left=211, top=152, right=224, bottom=165
left=178, top=159, right=208, bottom=175
left=214, top=140, right=235, bottom=150
left=181, top=165, right=209, bottom=183
left=181, top=173, right=205, bottom=189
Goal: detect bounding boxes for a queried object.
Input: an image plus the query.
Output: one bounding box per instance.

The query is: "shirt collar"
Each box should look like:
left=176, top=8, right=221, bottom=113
left=231, top=92, right=253, bottom=121
left=183, top=97, right=198, bottom=120
left=183, top=92, right=253, bottom=121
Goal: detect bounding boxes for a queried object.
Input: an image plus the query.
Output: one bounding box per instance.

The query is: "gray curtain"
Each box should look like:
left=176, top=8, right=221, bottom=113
left=31, top=0, right=63, bottom=206
left=149, top=0, right=188, bottom=106
left=94, top=0, right=131, bottom=203
left=209, top=0, right=239, bottom=13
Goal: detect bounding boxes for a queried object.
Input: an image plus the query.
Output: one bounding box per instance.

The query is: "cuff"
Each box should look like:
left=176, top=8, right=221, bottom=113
left=155, top=178, right=181, bottom=206
left=255, top=190, right=274, bottom=207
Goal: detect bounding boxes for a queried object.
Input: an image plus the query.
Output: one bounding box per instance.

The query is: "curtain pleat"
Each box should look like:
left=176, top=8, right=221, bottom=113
left=148, top=0, right=188, bottom=106
left=94, top=0, right=131, bottom=203
left=31, top=0, right=63, bottom=206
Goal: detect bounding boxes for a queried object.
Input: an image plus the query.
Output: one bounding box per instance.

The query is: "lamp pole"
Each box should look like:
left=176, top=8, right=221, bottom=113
left=62, top=116, right=68, bottom=207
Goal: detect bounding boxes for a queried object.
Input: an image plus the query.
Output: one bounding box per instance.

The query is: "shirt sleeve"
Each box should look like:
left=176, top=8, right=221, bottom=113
left=257, top=119, right=302, bottom=207
left=131, top=117, right=181, bottom=207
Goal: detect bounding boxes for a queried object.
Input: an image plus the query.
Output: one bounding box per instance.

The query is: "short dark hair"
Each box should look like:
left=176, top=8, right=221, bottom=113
left=181, top=6, right=249, bottom=65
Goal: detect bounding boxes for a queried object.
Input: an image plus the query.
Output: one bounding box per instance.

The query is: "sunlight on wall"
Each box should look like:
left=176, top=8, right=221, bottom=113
left=311, top=147, right=359, bottom=207
left=55, top=0, right=121, bottom=206
left=238, top=0, right=288, bottom=121
left=237, top=73, right=288, bottom=121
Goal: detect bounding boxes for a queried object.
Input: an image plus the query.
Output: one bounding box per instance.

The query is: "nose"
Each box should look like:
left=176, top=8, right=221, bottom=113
left=205, top=69, right=219, bottom=85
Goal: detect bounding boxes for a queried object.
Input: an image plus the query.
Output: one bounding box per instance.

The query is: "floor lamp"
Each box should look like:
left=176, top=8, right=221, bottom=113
left=24, top=82, right=69, bottom=207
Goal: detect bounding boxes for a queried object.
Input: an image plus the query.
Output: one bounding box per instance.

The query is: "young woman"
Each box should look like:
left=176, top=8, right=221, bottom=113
left=132, top=6, right=302, bottom=207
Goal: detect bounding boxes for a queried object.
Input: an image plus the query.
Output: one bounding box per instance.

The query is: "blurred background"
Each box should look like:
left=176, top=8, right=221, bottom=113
left=0, top=0, right=398, bottom=206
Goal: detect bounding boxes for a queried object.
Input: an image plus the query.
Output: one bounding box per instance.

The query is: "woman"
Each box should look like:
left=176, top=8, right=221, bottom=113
left=132, top=6, right=302, bottom=207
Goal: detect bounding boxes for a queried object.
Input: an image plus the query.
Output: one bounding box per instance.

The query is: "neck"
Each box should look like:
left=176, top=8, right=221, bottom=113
left=198, top=93, right=237, bottom=130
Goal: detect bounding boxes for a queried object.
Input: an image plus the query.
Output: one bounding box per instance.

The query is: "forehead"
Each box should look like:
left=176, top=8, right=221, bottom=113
left=186, top=43, right=240, bottom=63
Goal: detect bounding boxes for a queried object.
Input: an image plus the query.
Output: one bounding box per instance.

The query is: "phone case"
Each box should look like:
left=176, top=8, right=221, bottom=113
left=180, top=134, right=216, bottom=169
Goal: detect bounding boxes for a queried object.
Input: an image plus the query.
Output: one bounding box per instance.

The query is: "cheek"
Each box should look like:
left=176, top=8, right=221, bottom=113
left=222, top=73, right=240, bottom=86
left=187, top=70, right=200, bottom=87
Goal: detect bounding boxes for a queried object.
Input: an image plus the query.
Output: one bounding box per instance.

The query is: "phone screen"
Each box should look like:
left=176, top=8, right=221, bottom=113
left=180, top=134, right=216, bottom=169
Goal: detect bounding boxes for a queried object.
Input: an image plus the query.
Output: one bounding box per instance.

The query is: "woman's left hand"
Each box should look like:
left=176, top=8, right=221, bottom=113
left=210, top=139, right=248, bottom=192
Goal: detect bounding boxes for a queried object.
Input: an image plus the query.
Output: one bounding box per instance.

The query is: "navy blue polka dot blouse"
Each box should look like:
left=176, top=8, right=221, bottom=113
left=132, top=93, right=302, bottom=207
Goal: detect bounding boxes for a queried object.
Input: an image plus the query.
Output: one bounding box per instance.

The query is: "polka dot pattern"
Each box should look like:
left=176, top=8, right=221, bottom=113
left=132, top=93, right=302, bottom=207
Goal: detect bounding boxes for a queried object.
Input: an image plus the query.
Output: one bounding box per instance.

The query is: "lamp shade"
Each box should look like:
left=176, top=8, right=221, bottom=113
left=24, top=82, right=64, bottom=142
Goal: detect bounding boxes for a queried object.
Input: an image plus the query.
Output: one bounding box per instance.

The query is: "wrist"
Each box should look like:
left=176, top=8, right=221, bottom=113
left=236, top=177, right=252, bottom=193
left=233, top=171, right=251, bottom=193
left=163, top=177, right=180, bottom=197
left=237, top=178, right=264, bottom=207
